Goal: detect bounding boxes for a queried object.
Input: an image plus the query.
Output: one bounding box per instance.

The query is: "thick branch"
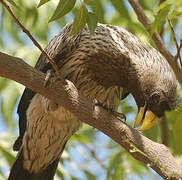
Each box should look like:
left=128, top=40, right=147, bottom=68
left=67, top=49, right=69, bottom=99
left=127, top=0, right=182, bottom=85
left=0, top=51, right=182, bottom=179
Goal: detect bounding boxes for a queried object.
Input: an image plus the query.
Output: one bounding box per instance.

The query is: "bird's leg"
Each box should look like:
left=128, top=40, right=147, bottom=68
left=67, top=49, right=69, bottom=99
left=94, top=99, right=126, bottom=121
left=43, top=69, right=59, bottom=111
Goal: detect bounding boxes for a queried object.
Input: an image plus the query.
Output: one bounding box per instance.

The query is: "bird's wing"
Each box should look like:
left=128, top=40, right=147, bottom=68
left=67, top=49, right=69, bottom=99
left=14, top=22, right=132, bottom=150
left=13, top=22, right=81, bottom=150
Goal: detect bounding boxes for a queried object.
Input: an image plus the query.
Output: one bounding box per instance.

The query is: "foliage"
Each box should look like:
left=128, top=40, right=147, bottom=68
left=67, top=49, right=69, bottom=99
left=0, top=0, right=182, bottom=179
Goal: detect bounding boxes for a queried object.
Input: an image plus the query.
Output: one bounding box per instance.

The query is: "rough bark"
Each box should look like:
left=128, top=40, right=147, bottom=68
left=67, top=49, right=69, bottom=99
left=0, top=51, right=182, bottom=179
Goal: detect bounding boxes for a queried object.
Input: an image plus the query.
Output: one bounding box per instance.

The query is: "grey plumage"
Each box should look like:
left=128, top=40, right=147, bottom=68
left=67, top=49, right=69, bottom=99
left=9, top=22, right=177, bottom=180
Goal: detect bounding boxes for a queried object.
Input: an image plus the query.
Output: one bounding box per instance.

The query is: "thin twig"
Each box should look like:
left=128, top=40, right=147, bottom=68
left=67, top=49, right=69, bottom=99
left=167, top=18, right=179, bottom=51
left=0, top=0, right=65, bottom=82
left=175, top=39, right=182, bottom=65
left=80, top=143, right=107, bottom=170
left=167, top=18, right=182, bottom=67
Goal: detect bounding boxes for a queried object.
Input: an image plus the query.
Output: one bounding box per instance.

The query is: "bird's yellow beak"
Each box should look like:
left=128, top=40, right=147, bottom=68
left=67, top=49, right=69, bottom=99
left=134, top=104, right=158, bottom=131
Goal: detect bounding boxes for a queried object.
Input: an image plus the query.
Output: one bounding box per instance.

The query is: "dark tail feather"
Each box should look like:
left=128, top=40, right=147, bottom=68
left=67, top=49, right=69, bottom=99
left=8, top=149, right=60, bottom=180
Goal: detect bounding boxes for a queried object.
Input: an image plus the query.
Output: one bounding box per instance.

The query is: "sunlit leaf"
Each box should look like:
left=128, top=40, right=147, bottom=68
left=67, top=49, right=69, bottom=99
left=70, top=4, right=87, bottom=36
left=37, top=0, right=51, bottom=8
left=165, top=110, right=181, bottom=154
left=7, top=0, right=19, bottom=8
left=86, top=12, right=98, bottom=35
left=71, top=177, right=80, bottom=180
left=110, top=0, right=130, bottom=19
left=0, top=78, right=9, bottom=92
left=84, top=170, right=96, bottom=180
left=173, top=112, right=182, bottom=154
left=154, top=0, right=175, bottom=13
left=56, top=169, right=64, bottom=178
left=49, top=0, right=76, bottom=22
left=1, top=83, right=19, bottom=127
left=139, top=0, right=157, bottom=10
left=84, top=0, right=105, bottom=23
left=0, top=145, right=15, bottom=166
left=151, top=4, right=171, bottom=34
left=143, top=120, right=160, bottom=142
left=169, top=3, right=182, bottom=18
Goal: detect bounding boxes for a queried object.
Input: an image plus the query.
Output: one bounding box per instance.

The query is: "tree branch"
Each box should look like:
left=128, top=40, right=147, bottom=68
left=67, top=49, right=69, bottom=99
left=0, top=0, right=64, bottom=80
left=0, top=51, right=182, bottom=179
left=167, top=18, right=182, bottom=67
left=127, top=0, right=182, bottom=85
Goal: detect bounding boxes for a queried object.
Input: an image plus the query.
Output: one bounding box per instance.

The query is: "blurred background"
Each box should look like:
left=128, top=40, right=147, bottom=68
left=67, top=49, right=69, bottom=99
left=0, top=0, right=182, bottom=179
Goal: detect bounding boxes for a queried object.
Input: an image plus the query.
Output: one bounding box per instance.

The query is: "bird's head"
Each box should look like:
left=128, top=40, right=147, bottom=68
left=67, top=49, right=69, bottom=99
left=131, top=59, right=177, bottom=131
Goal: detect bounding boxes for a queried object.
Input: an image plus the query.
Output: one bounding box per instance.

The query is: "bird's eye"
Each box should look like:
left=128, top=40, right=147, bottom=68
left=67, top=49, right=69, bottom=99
left=151, top=93, right=160, bottom=104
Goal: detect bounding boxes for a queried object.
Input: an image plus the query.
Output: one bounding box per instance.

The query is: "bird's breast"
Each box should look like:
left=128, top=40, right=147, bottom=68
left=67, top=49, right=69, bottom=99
left=23, top=94, right=81, bottom=173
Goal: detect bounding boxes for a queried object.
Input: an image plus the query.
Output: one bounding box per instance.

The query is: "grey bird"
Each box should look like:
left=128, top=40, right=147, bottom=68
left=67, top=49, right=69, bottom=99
left=8, top=22, right=177, bottom=180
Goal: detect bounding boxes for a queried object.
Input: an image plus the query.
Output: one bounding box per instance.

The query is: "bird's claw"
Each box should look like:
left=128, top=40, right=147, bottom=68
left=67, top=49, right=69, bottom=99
left=112, top=111, right=126, bottom=121
left=94, top=99, right=126, bottom=121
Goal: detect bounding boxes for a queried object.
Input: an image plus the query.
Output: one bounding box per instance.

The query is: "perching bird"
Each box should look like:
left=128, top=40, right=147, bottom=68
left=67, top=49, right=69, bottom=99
left=8, top=22, right=177, bottom=180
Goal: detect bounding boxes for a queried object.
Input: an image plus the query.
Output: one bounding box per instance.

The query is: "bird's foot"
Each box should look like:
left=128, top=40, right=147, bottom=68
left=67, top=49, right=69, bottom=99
left=43, top=69, right=60, bottom=112
left=112, top=111, right=126, bottom=121
left=44, top=69, right=54, bottom=87
left=94, top=99, right=126, bottom=121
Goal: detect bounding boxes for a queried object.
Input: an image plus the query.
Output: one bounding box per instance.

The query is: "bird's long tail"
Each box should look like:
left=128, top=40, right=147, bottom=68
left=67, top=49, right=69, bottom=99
left=8, top=147, right=62, bottom=180
left=8, top=94, right=81, bottom=180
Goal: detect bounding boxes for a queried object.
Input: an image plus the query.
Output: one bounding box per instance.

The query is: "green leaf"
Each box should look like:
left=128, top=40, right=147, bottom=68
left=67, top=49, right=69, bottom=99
left=71, top=177, right=80, bottom=180
left=0, top=78, right=9, bottom=92
left=173, top=112, right=182, bottom=154
left=84, top=170, right=96, bottom=180
left=70, top=4, right=87, bottom=36
left=56, top=169, right=64, bottom=178
left=107, top=151, right=124, bottom=179
left=84, top=0, right=105, bottom=23
left=37, top=0, right=51, bottom=8
left=169, top=3, right=182, bottom=19
left=110, top=0, right=130, bottom=19
left=1, top=83, right=19, bottom=127
left=71, top=132, right=94, bottom=143
left=49, top=0, right=76, bottom=22
left=0, top=145, right=15, bottom=166
left=7, top=0, right=19, bottom=8
left=143, top=120, right=160, bottom=142
left=154, top=0, right=173, bottom=13
left=151, top=4, right=171, bottom=34
left=86, top=12, right=98, bottom=35
left=165, top=110, right=182, bottom=154
left=154, top=0, right=182, bottom=13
